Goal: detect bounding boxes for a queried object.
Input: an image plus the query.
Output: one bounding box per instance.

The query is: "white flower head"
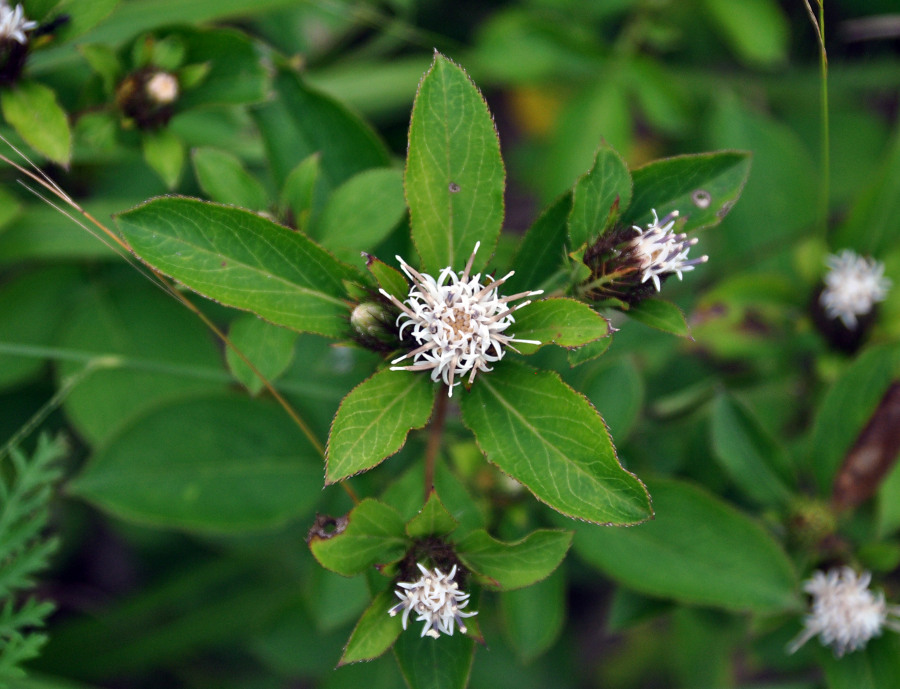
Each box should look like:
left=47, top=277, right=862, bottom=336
left=820, top=250, right=891, bottom=329
left=0, top=2, right=38, bottom=44
left=145, top=71, right=179, bottom=105
left=379, top=242, right=542, bottom=397
left=388, top=562, right=477, bottom=639
left=788, top=567, right=900, bottom=657
left=627, top=209, right=708, bottom=292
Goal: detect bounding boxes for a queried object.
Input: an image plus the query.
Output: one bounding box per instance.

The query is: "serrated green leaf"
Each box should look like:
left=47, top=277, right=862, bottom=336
left=308, top=499, right=407, bottom=576
left=810, top=345, right=899, bottom=494
left=406, top=52, right=504, bottom=273
left=225, top=314, right=297, bottom=396
left=568, top=143, right=632, bottom=248
left=317, top=168, right=406, bottom=260
left=572, top=478, right=799, bottom=613
left=69, top=395, right=324, bottom=533
left=710, top=393, right=794, bottom=506
left=406, top=491, right=458, bottom=539
left=501, top=567, right=565, bottom=663
left=455, top=529, right=571, bottom=591
left=366, top=254, right=409, bottom=302
left=624, top=151, right=752, bottom=235
left=567, top=336, right=612, bottom=367
left=458, top=360, right=651, bottom=525
left=191, top=147, right=270, bottom=211
left=512, top=297, right=610, bottom=355
left=393, top=627, right=474, bottom=689
left=326, top=369, right=436, bottom=483
left=505, top=192, right=571, bottom=295
left=625, top=298, right=690, bottom=337
left=0, top=80, right=71, bottom=165
left=339, top=590, right=403, bottom=665
left=142, top=129, right=184, bottom=189
left=115, top=196, right=359, bottom=338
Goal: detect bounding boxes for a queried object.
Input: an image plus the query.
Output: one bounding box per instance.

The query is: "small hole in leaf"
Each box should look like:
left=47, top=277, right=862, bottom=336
left=448, top=182, right=460, bottom=193
left=692, top=189, right=711, bottom=209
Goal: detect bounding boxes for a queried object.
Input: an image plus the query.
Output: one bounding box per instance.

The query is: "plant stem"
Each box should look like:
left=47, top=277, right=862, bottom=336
left=423, top=392, right=448, bottom=502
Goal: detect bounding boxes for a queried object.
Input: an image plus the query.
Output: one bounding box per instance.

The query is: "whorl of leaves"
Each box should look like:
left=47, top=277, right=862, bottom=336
left=0, top=434, right=66, bottom=683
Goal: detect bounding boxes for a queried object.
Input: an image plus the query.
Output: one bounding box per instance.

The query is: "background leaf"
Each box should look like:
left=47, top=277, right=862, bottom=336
left=316, top=168, right=406, bottom=261
left=1, top=80, right=71, bottom=165
left=406, top=52, right=504, bottom=273
left=252, top=68, right=390, bottom=191
left=191, top=147, right=269, bottom=211
left=393, top=627, right=474, bottom=689
left=572, top=478, right=799, bottom=613
left=69, top=395, right=324, bottom=533
left=500, top=567, right=565, bottom=663
left=224, top=314, right=297, bottom=395
left=810, top=345, right=899, bottom=494
left=710, top=393, right=794, bottom=506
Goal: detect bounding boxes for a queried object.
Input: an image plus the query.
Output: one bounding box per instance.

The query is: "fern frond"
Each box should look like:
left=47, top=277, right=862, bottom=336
left=0, top=434, right=67, bottom=685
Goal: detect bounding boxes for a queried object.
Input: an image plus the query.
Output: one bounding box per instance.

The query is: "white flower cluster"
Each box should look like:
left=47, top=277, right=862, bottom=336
left=146, top=71, right=179, bottom=105
left=788, top=567, right=900, bottom=657
left=380, top=242, right=542, bottom=397
left=0, top=1, right=37, bottom=44
left=820, top=250, right=891, bottom=329
left=388, top=563, right=477, bottom=639
left=627, top=209, right=707, bottom=291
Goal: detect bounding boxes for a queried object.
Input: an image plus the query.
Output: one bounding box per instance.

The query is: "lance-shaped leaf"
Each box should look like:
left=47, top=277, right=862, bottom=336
left=192, top=147, right=269, bottom=211
left=455, top=529, right=572, bottom=591
left=327, top=370, right=436, bottom=483
left=406, top=491, right=458, bottom=539
left=710, top=393, right=794, bottom=506
left=572, top=478, right=799, bottom=613
left=115, top=197, right=359, bottom=338
left=339, top=590, right=403, bottom=665
left=308, top=499, right=408, bottom=576
left=406, top=52, right=504, bottom=273
left=625, top=298, right=690, bottom=337
left=501, top=567, right=566, bottom=663
left=512, top=298, right=610, bottom=355
left=568, top=143, right=632, bottom=248
left=458, top=360, right=651, bottom=525
left=810, top=344, right=899, bottom=494
left=624, top=151, right=751, bottom=234
left=365, top=253, right=409, bottom=302
left=394, top=627, right=474, bottom=689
